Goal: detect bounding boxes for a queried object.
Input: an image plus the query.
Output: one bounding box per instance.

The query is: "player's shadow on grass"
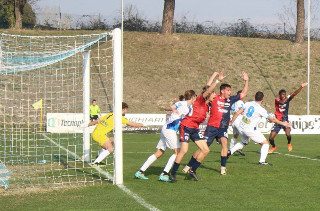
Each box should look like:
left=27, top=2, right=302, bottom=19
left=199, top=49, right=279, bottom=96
left=144, top=166, right=168, bottom=176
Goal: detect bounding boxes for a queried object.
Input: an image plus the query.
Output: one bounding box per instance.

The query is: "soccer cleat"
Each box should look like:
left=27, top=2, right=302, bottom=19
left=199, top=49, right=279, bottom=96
left=159, top=174, right=171, bottom=182
left=91, top=162, right=105, bottom=167
left=220, top=166, right=227, bottom=175
left=135, top=171, right=148, bottom=180
left=227, top=150, right=231, bottom=159
left=288, top=143, right=293, bottom=151
left=258, top=162, right=273, bottom=166
left=169, top=173, right=178, bottom=182
left=187, top=169, right=199, bottom=181
left=237, top=149, right=245, bottom=156
left=182, top=165, right=191, bottom=173
left=268, top=146, right=277, bottom=154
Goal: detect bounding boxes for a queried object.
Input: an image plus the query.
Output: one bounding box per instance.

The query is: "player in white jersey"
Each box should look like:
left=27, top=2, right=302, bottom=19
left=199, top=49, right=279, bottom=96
left=228, top=91, right=292, bottom=165
left=135, top=90, right=197, bottom=181
left=230, top=90, right=245, bottom=156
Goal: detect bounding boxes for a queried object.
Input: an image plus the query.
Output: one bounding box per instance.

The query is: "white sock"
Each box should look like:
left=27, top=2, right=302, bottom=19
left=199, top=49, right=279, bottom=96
left=163, top=154, right=177, bottom=174
left=259, top=144, right=269, bottom=163
left=230, top=137, right=237, bottom=149
left=93, top=149, right=110, bottom=164
left=230, top=142, right=244, bottom=154
left=140, top=154, right=157, bottom=172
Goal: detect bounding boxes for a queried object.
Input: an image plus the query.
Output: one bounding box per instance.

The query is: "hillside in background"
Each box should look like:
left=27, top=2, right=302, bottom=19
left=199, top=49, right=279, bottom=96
left=1, top=29, right=319, bottom=115
left=123, top=31, right=320, bottom=115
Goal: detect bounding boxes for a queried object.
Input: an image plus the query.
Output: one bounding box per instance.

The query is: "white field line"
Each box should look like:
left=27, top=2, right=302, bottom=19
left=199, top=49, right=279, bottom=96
left=117, top=184, right=161, bottom=211
left=273, top=152, right=320, bottom=161
left=42, top=134, right=161, bottom=211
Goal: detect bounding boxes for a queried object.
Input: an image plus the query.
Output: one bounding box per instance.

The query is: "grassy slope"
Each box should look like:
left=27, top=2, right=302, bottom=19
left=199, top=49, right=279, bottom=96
left=1, top=29, right=319, bottom=114
left=123, top=32, right=320, bottom=114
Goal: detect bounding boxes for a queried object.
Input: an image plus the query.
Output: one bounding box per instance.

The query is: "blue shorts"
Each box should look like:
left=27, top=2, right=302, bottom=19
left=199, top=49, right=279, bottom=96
left=204, top=126, right=228, bottom=146
left=271, top=123, right=291, bottom=133
left=179, top=125, right=205, bottom=143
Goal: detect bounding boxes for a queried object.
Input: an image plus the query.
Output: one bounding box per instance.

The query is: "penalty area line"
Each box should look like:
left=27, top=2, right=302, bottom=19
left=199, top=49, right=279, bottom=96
left=42, top=134, right=161, bottom=211
left=273, top=152, right=320, bottom=161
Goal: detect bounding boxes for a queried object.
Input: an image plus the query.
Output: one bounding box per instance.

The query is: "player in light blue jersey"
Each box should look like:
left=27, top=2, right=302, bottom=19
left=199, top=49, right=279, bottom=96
left=135, top=90, right=197, bottom=182
left=230, top=90, right=246, bottom=156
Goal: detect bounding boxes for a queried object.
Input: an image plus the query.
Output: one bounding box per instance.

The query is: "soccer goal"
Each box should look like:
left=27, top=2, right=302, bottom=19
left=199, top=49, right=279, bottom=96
left=0, top=28, right=123, bottom=190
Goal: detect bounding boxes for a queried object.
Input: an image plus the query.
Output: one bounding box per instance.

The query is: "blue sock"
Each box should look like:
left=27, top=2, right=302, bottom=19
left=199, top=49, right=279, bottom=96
left=171, top=162, right=180, bottom=174
left=192, top=160, right=201, bottom=172
left=187, top=156, right=196, bottom=167
left=221, top=156, right=227, bottom=167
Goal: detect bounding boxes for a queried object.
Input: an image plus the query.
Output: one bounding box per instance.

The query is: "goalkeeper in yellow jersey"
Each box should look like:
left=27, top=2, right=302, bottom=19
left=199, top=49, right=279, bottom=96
left=84, top=102, right=144, bottom=166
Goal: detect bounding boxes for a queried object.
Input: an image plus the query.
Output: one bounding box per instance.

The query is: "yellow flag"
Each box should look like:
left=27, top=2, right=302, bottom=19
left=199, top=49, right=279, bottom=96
left=32, top=99, right=42, bottom=110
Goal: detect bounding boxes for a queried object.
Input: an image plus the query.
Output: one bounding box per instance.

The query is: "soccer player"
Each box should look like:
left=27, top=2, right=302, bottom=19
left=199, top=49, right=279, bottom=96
left=230, top=90, right=245, bottom=156
left=90, top=99, right=102, bottom=121
left=169, top=70, right=226, bottom=182
left=189, top=71, right=249, bottom=177
left=268, top=82, right=308, bottom=153
left=135, top=90, right=197, bottom=182
left=84, top=102, right=144, bottom=166
left=228, top=91, right=292, bottom=165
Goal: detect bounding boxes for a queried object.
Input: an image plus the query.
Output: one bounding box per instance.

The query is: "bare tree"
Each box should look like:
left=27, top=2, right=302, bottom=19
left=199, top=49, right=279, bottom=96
left=296, top=0, right=305, bottom=43
left=278, top=0, right=319, bottom=42
left=161, top=0, right=175, bottom=35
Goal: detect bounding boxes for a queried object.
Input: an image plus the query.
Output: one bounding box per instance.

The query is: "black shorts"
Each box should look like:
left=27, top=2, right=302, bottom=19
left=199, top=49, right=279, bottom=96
left=90, top=115, right=99, bottom=121
left=204, top=126, right=228, bottom=147
left=271, top=123, right=291, bottom=133
left=179, top=125, right=205, bottom=143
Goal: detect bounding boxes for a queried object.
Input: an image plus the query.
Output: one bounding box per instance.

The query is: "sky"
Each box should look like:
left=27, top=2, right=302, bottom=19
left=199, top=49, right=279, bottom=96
left=36, top=0, right=319, bottom=27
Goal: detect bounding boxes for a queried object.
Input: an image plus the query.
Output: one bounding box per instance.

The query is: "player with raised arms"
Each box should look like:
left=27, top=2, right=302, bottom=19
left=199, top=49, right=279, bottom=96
left=268, top=82, right=308, bottom=153
left=169, top=70, right=226, bottom=182
left=187, top=71, right=249, bottom=178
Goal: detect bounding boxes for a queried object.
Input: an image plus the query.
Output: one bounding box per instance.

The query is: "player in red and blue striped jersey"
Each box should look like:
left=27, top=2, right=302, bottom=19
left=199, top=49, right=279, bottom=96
left=268, top=82, right=308, bottom=153
left=169, top=70, right=226, bottom=182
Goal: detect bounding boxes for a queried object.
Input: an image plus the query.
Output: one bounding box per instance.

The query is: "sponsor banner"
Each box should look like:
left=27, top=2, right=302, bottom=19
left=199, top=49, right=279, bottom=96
left=123, top=114, right=166, bottom=133
left=46, top=113, right=320, bottom=134
left=287, top=115, right=320, bottom=134
left=204, top=115, right=320, bottom=135
left=46, top=113, right=166, bottom=133
left=47, top=113, right=94, bottom=133
left=125, top=114, right=166, bottom=126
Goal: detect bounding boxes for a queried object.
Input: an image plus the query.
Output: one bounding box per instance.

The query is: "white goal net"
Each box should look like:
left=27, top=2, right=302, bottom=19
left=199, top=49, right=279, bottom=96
left=0, top=29, right=122, bottom=190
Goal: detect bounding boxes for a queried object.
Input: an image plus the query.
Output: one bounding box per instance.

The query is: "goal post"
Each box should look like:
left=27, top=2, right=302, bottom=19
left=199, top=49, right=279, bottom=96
left=112, top=28, right=123, bottom=185
left=0, top=28, right=123, bottom=189
left=83, top=50, right=91, bottom=163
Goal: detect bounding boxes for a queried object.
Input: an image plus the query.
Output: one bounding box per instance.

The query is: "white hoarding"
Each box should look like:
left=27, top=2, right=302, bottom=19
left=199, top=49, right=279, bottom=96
left=46, top=113, right=320, bottom=134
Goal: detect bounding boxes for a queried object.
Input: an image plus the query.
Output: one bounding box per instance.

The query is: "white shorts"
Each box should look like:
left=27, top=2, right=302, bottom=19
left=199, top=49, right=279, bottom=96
left=156, top=125, right=180, bottom=151
left=239, top=129, right=266, bottom=144
left=232, top=116, right=242, bottom=135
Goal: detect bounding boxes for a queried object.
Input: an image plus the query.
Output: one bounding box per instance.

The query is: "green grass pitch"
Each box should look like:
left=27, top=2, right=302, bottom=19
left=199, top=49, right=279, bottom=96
left=1, top=133, right=319, bottom=211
